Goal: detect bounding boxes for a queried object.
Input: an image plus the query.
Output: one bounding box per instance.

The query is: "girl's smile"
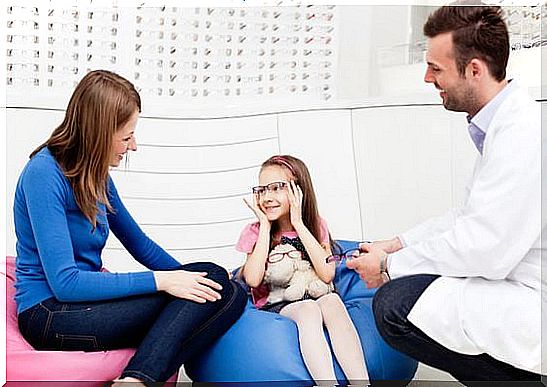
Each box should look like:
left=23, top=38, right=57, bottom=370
left=257, top=166, right=293, bottom=222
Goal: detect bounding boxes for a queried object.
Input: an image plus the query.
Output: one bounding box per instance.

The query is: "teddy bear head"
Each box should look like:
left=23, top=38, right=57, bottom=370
left=263, top=243, right=302, bottom=287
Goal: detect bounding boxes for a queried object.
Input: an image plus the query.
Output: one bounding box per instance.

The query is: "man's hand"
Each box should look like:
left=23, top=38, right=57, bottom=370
left=360, top=237, right=402, bottom=254
left=347, top=243, right=389, bottom=288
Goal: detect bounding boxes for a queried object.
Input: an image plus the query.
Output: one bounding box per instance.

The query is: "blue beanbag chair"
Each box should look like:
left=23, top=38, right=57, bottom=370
left=185, top=240, right=417, bottom=384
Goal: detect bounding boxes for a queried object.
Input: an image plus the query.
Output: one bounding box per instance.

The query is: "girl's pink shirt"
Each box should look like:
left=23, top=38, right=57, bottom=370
left=235, top=218, right=330, bottom=308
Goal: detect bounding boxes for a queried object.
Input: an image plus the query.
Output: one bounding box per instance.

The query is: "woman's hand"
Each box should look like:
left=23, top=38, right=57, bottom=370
left=287, top=180, right=304, bottom=227
left=154, top=270, right=223, bottom=303
left=243, top=194, right=270, bottom=227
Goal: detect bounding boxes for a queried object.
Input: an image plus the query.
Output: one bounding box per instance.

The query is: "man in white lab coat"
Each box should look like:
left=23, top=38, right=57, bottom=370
left=347, top=5, right=543, bottom=385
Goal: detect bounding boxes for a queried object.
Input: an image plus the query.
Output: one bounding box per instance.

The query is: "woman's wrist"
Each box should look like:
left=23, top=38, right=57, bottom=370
left=153, top=271, right=165, bottom=291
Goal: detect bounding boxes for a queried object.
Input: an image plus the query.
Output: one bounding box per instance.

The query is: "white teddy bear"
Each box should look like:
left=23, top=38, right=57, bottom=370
left=263, top=243, right=334, bottom=304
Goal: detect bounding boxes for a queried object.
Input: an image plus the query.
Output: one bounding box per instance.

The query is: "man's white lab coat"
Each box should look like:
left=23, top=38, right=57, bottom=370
left=389, top=81, right=542, bottom=374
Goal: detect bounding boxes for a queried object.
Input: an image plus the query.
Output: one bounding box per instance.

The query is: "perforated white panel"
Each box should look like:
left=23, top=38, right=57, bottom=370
left=6, top=3, right=338, bottom=110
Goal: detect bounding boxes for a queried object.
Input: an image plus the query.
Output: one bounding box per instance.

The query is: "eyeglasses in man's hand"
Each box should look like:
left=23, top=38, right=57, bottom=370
left=325, top=248, right=361, bottom=264
left=325, top=241, right=372, bottom=264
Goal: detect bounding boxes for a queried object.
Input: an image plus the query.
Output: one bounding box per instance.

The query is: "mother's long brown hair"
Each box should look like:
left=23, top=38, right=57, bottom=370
left=31, top=70, right=141, bottom=227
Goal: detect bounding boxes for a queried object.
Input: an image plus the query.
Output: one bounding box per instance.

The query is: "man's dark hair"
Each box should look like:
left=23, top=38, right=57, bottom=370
left=423, top=5, right=509, bottom=81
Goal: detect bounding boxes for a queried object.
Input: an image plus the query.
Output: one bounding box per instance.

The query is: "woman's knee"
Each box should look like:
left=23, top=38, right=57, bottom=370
left=183, top=262, right=230, bottom=285
left=229, top=281, right=248, bottom=311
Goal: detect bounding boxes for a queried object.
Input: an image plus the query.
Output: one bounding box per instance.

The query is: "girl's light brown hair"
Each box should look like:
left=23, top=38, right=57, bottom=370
left=30, top=70, right=141, bottom=227
left=261, top=155, right=323, bottom=247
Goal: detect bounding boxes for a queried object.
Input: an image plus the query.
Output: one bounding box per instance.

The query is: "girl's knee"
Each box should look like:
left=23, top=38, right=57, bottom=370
left=281, top=300, right=322, bottom=323
left=318, top=293, right=350, bottom=325
left=317, top=292, right=344, bottom=310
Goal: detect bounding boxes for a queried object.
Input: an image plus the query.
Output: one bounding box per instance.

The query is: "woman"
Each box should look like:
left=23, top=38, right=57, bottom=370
left=14, top=70, right=247, bottom=385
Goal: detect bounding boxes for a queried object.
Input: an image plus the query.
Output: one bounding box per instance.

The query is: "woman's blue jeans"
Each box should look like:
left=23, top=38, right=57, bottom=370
left=372, top=274, right=541, bottom=386
left=17, top=262, right=248, bottom=383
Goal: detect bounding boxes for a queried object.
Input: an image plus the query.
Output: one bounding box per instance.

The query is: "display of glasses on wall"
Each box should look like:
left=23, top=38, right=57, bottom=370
left=376, top=4, right=545, bottom=69
left=505, top=5, right=544, bottom=50
left=6, top=6, right=121, bottom=88
left=6, top=4, right=337, bottom=108
left=132, top=6, right=336, bottom=101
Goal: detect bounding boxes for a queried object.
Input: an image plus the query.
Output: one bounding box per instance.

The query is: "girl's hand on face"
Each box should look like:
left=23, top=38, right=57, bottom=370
left=288, top=180, right=303, bottom=227
left=243, top=194, right=270, bottom=227
left=154, top=270, right=223, bottom=303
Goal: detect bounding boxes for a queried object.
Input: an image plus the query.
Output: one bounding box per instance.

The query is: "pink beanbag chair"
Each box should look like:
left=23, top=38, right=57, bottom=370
left=4, top=256, right=177, bottom=385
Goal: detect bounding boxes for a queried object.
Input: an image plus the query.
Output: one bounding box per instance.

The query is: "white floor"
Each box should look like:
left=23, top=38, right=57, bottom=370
left=177, top=362, right=462, bottom=384
left=414, top=363, right=461, bottom=383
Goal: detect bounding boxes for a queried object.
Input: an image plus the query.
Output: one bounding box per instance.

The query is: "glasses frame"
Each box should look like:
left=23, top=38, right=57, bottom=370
left=325, top=248, right=361, bottom=264
left=325, top=241, right=372, bottom=264
left=267, top=248, right=302, bottom=263
left=252, top=181, right=288, bottom=196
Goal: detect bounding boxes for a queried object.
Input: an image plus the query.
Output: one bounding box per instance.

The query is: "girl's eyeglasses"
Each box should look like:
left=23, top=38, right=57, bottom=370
left=252, top=181, right=287, bottom=195
left=267, top=248, right=301, bottom=263
left=325, top=248, right=361, bottom=264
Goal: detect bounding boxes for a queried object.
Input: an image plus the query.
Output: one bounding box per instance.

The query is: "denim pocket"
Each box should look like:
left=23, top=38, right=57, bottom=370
left=17, top=306, right=38, bottom=340
left=55, top=333, right=99, bottom=352
left=17, top=302, right=53, bottom=349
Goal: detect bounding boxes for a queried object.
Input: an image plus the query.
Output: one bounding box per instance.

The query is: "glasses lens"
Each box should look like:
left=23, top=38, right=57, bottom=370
left=286, top=249, right=301, bottom=259
left=266, top=181, right=287, bottom=193
left=344, top=249, right=360, bottom=259
left=268, top=253, right=283, bottom=263
left=326, top=254, right=342, bottom=263
left=252, top=186, right=265, bottom=195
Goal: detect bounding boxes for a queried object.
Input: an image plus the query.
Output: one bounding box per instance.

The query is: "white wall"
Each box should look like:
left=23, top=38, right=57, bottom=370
left=278, top=110, right=362, bottom=241
left=6, top=101, right=479, bottom=274
left=5, top=4, right=543, bottom=275
left=6, top=109, right=63, bottom=263
left=4, top=5, right=544, bottom=384
left=353, top=105, right=473, bottom=240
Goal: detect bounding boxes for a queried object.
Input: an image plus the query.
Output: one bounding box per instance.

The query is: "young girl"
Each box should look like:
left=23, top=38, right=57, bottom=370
left=236, top=155, right=369, bottom=384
